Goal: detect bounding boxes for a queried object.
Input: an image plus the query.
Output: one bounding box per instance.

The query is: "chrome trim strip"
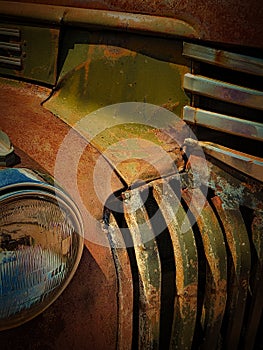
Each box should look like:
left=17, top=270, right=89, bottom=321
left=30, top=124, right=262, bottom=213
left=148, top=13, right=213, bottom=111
left=0, top=55, right=21, bottom=67
left=0, top=41, right=21, bottom=52
left=183, top=106, right=263, bottom=141
left=0, top=27, right=20, bottom=37
left=184, top=139, right=263, bottom=182
left=183, top=42, right=263, bottom=76
left=183, top=73, right=263, bottom=110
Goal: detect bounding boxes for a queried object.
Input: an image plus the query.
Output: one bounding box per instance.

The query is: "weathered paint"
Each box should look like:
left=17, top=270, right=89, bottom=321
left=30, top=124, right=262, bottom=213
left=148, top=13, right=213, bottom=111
left=152, top=181, right=198, bottom=350
left=0, top=78, right=120, bottom=348
left=211, top=196, right=251, bottom=349
left=0, top=24, right=59, bottom=85
left=46, top=42, right=189, bottom=120
left=0, top=1, right=198, bottom=39
left=186, top=154, right=263, bottom=211
left=123, top=188, right=161, bottom=349
left=242, top=212, right=263, bottom=350
left=182, top=188, right=227, bottom=349
left=1, top=0, right=263, bottom=49
left=184, top=139, right=263, bottom=183
left=107, top=215, right=134, bottom=350
left=44, top=37, right=189, bottom=186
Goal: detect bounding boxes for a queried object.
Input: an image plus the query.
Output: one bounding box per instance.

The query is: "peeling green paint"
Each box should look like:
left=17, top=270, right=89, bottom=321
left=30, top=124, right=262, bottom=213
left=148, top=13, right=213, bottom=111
left=45, top=32, right=190, bottom=123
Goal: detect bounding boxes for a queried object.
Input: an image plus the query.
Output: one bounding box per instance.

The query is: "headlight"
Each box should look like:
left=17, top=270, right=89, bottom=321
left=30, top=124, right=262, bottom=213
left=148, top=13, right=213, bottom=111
left=0, top=168, right=83, bottom=330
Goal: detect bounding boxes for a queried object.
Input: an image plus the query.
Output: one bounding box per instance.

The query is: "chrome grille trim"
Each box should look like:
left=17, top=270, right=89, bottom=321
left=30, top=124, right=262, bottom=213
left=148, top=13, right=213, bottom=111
left=0, top=26, right=22, bottom=69
left=0, top=42, right=21, bottom=52
left=0, top=55, right=21, bottom=67
left=184, top=106, right=263, bottom=142
left=183, top=42, right=263, bottom=76
left=183, top=73, right=263, bottom=110
left=0, top=27, right=20, bottom=38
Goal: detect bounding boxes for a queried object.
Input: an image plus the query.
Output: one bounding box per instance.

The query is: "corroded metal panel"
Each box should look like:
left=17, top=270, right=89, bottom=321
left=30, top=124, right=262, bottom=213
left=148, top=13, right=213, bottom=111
left=199, top=141, right=263, bottom=182
left=211, top=196, right=251, bottom=349
left=182, top=188, right=227, bottom=349
left=0, top=2, right=197, bottom=38
left=44, top=37, right=189, bottom=186
left=242, top=212, right=263, bottom=350
left=152, top=181, right=198, bottom=350
left=123, top=188, right=162, bottom=349
left=107, top=215, right=134, bottom=350
left=1, top=0, right=263, bottom=49
left=0, top=79, right=120, bottom=348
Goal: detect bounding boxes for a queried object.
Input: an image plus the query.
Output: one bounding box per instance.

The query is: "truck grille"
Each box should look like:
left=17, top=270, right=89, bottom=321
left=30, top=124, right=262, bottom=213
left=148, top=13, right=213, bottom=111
left=105, top=168, right=263, bottom=350
left=104, top=43, right=263, bottom=350
left=182, top=42, right=263, bottom=158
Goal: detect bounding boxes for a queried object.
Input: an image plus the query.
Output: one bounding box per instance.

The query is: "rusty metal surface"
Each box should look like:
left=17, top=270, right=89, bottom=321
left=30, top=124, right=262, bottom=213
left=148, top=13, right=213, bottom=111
left=2, top=0, right=263, bottom=49
left=211, top=196, right=251, bottom=349
left=182, top=188, right=227, bottom=349
left=123, top=188, right=162, bottom=349
left=152, top=181, right=198, bottom=349
left=44, top=36, right=189, bottom=186
left=2, top=0, right=263, bottom=48
left=102, top=159, right=263, bottom=349
left=0, top=78, right=120, bottom=348
left=200, top=142, right=263, bottom=182
left=107, top=214, right=134, bottom=350
left=0, top=1, right=197, bottom=38
left=242, top=211, right=263, bottom=350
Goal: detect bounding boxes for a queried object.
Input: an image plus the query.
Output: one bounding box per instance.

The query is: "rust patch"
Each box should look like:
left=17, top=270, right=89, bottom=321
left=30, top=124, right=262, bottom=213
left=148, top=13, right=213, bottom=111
left=0, top=78, right=120, bottom=347
left=103, top=45, right=137, bottom=59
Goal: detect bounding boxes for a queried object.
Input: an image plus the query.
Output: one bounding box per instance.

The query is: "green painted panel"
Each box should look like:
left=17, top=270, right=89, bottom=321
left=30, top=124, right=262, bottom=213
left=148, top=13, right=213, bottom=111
left=0, top=24, right=59, bottom=85
left=46, top=37, right=189, bottom=122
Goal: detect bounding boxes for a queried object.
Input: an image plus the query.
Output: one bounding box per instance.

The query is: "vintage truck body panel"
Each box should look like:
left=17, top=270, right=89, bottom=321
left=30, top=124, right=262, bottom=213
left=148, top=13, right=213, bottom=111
left=0, top=1, right=262, bottom=349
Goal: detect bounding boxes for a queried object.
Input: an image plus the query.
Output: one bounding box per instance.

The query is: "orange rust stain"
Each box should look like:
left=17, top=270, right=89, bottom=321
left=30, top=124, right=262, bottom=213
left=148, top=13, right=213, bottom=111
left=103, top=45, right=136, bottom=60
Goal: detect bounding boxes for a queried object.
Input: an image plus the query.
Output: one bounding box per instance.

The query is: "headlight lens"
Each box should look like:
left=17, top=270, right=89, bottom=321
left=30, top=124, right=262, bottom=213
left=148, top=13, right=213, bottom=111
left=0, top=168, right=83, bottom=330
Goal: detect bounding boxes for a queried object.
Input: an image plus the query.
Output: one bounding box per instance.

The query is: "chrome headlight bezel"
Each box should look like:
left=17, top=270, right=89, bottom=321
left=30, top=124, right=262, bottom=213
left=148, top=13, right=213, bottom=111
left=0, top=168, right=84, bottom=331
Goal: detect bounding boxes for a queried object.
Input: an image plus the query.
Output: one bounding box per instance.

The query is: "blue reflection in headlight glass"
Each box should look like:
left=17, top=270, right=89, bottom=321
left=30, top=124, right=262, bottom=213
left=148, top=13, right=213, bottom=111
left=0, top=193, right=83, bottom=330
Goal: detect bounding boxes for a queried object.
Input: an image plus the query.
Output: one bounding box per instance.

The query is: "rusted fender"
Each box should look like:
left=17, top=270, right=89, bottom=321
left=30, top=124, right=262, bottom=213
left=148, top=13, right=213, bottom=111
left=0, top=78, right=121, bottom=349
